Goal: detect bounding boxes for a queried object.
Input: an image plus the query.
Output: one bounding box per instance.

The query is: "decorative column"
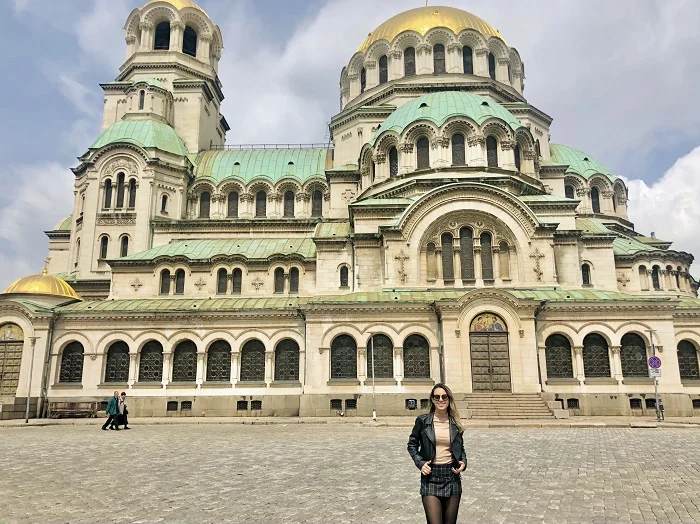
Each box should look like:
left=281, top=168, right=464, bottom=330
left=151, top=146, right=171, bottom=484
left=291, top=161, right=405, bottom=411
left=388, top=50, right=402, bottom=80
left=169, top=274, right=176, bottom=296
left=399, top=143, right=414, bottom=174
left=496, top=58, right=510, bottom=83
left=170, top=21, right=184, bottom=51
left=468, top=136, right=486, bottom=167
left=473, top=245, right=483, bottom=281
left=348, top=73, right=359, bottom=99
left=492, top=245, right=501, bottom=281
left=265, top=351, right=274, bottom=385
left=240, top=192, right=254, bottom=218
left=431, top=137, right=449, bottom=168
left=125, top=35, right=137, bottom=59
left=577, top=188, right=591, bottom=213
left=394, top=346, right=404, bottom=383
left=446, top=43, right=462, bottom=73
left=162, top=351, right=172, bottom=386
left=230, top=351, right=239, bottom=385
left=573, top=346, right=584, bottom=384
left=128, top=352, right=138, bottom=386
left=453, top=245, right=462, bottom=282
left=611, top=346, right=622, bottom=383
left=195, top=350, right=206, bottom=388
left=298, top=349, right=306, bottom=385
left=364, top=60, right=377, bottom=89
left=357, top=346, right=367, bottom=384
left=435, top=248, right=443, bottom=284
left=537, top=345, right=548, bottom=385
left=374, top=151, right=387, bottom=181
left=417, top=43, right=431, bottom=74
left=602, top=191, right=615, bottom=214
left=474, top=48, right=489, bottom=77
left=138, top=21, right=153, bottom=52
left=198, top=34, right=212, bottom=62
left=500, top=140, right=516, bottom=170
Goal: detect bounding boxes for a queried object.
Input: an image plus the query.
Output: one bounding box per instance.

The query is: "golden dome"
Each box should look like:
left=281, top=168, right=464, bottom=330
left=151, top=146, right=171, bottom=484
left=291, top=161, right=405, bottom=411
left=3, top=270, right=80, bottom=301
left=358, top=6, right=505, bottom=53
left=143, top=0, right=207, bottom=16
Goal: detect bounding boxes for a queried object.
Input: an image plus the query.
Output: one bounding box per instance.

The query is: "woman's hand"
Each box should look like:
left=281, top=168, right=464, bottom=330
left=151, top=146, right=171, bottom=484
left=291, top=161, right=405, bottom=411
left=420, top=461, right=432, bottom=475
left=451, top=461, right=465, bottom=474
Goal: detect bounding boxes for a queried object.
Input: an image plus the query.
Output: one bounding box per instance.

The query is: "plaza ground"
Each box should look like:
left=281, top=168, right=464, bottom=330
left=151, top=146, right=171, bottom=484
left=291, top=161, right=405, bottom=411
left=1, top=423, right=700, bottom=524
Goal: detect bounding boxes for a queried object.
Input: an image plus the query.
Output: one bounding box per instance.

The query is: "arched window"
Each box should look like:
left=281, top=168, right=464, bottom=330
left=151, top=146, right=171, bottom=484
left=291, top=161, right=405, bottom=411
left=116, top=172, right=125, bottom=208
left=138, top=90, right=145, bottom=110
left=311, top=190, right=323, bottom=217
left=99, top=236, right=109, bottom=259
left=565, top=185, right=575, bottom=199
left=583, top=333, right=611, bottom=378
left=199, top=191, right=210, bottom=218
left=104, top=341, right=130, bottom=382
left=120, top=236, right=129, bottom=258
left=545, top=335, right=573, bottom=378
left=172, top=341, right=197, bottom=382
left=591, top=187, right=601, bottom=213
left=255, top=191, right=267, bottom=217
left=612, top=195, right=617, bottom=212
left=666, top=265, right=674, bottom=289
left=289, top=267, right=299, bottom=293
left=283, top=191, right=295, bottom=217
left=416, top=137, right=430, bottom=170
left=217, top=268, right=228, bottom=294
left=128, top=179, right=137, bottom=208
left=459, top=228, right=475, bottom=281
left=274, top=267, right=285, bottom=294
left=451, top=134, right=465, bottom=166
left=514, top=144, right=521, bottom=171
left=486, top=136, right=498, bottom=167
left=340, top=266, right=349, bottom=288
left=232, top=268, right=242, bottom=294
left=426, top=243, right=436, bottom=281
left=138, top=341, right=163, bottom=382
left=581, top=263, right=591, bottom=286
left=330, top=335, right=357, bottom=379
left=621, top=333, right=648, bottom=377
left=367, top=334, right=393, bottom=378
left=360, top=67, right=366, bottom=93
left=441, top=233, right=454, bottom=283
left=498, top=241, right=510, bottom=280
left=75, top=239, right=81, bottom=266
left=535, top=140, right=541, bottom=158
left=433, top=44, right=446, bottom=73
left=389, top=147, right=399, bottom=178
left=404, top=47, right=416, bottom=76
left=103, top=179, right=113, bottom=208
left=379, top=55, right=388, bottom=84
left=175, top=269, right=185, bottom=295
left=678, top=340, right=700, bottom=380
left=161, top=194, right=168, bottom=213
left=488, top=52, right=496, bottom=80
left=463, top=46, right=473, bottom=74
left=508, top=63, right=512, bottom=84
left=481, top=232, right=494, bottom=281
left=206, top=340, right=231, bottom=381
left=154, top=21, right=170, bottom=50
left=183, top=26, right=197, bottom=57
left=639, top=265, right=648, bottom=290
left=227, top=192, right=238, bottom=217
left=240, top=340, right=265, bottom=382
left=403, top=334, right=430, bottom=378
left=651, top=265, right=661, bottom=290
left=59, top=342, right=84, bottom=383
left=160, top=269, right=171, bottom=295
left=274, top=339, right=299, bottom=381
left=676, top=267, right=682, bottom=290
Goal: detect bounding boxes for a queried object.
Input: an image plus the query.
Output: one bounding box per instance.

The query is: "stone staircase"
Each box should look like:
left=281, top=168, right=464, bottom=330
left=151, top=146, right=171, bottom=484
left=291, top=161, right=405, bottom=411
left=454, top=393, right=569, bottom=419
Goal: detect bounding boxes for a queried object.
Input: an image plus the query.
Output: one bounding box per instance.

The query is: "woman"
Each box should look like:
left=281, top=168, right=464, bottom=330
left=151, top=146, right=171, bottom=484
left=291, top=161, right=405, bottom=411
left=101, top=390, right=120, bottom=431
left=407, top=383, right=467, bottom=524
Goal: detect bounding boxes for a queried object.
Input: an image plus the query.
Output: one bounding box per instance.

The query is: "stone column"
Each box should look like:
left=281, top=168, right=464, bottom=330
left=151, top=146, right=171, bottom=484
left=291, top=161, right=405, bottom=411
left=577, top=189, right=591, bottom=213
left=128, top=353, right=138, bottom=386
left=394, top=346, right=404, bottom=383
left=265, top=351, right=274, bottom=385
left=139, top=22, right=153, bottom=52
left=198, top=34, right=212, bottom=62
left=474, top=246, right=483, bottom=281
left=496, top=58, right=510, bottom=84
left=348, top=73, right=358, bottom=99
left=298, top=349, right=306, bottom=385
left=538, top=345, right=548, bottom=384
left=162, top=351, right=172, bottom=385
left=364, top=60, right=377, bottom=89
left=417, top=44, right=431, bottom=74
left=446, top=43, right=461, bottom=73
left=611, top=346, right=622, bottom=383
left=358, top=347, right=367, bottom=384
left=388, top=50, right=402, bottom=80
left=170, top=21, right=184, bottom=51
left=195, top=350, right=205, bottom=387
left=453, top=246, right=462, bottom=281
left=474, top=49, right=489, bottom=77
left=573, top=346, right=584, bottom=383
left=240, top=193, right=254, bottom=218
left=230, top=351, right=239, bottom=385
left=399, top=143, right=414, bottom=174
left=435, top=249, right=443, bottom=284
left=468, top=136, right=486, bottom=167
left=125, top=35, right=137, bottom=59
left=500, top=140, right=516, bottom=170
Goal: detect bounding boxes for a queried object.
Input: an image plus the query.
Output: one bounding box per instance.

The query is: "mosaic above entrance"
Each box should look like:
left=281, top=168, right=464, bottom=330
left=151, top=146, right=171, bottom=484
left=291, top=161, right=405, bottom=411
left=470, top=313, right=507, bottom=332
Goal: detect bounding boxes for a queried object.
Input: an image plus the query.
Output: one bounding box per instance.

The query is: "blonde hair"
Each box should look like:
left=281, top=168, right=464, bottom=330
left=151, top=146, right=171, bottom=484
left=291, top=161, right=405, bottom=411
left=429, top=383, right=464, bottom=432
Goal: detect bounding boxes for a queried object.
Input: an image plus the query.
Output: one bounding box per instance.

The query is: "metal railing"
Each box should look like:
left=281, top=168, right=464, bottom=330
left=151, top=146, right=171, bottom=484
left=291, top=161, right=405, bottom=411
left=210, top=143, right=333, bottom=151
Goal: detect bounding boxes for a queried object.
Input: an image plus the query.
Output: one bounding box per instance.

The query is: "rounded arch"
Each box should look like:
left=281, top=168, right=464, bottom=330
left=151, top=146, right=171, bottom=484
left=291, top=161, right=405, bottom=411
left=487, top=37, right=509, bottom=59
left=234, top=330, right=271, bottom=350
left=347, top=52, right=367, bottom=77
left=481, top=120, right=513, bottom=142
left=456, top=29, right=488, bottom=50
left=180, top=10, right=213, bottom=37
left=403, top=122, right=439, bottom=144
left=442, top=117, right=477, bottom=140
left=365, top=40, right=391, bottom=63
left=538, top=326, right=576, bottom=348
left=191, top=181, right=215, bottom=196
left=0, top=313, right=35, bottom=340
left=320, top=326, right=362, bottom=350
left=424, top=28, right=457, bottom=47
left=142, top=4, right=177, bottom=24
left=589, top=175, right=613, bottom=193
left=397, top=326, right=439, bottom=348
left=201, top=333, right=236, bottom=351
left=134, top=332, right=169, bottom=353
left=95, top=332, right=135, bottom=355
left=247, top=180, right=273, bottom=196
left=392, top=31, right=422, bottom=53
left=456, top=290, right=523, bottom=333
left=167, top=331, right=204, bottom=353
left=54, top=332, right=93, bottom=357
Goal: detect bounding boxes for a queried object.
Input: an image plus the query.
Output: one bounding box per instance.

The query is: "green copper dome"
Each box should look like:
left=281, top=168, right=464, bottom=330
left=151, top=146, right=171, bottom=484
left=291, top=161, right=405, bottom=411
left=370, top=91, right=523, bottom=146
left=549, top=144, right=616, bottom=181
left=89, top=119, right=189, bottom=157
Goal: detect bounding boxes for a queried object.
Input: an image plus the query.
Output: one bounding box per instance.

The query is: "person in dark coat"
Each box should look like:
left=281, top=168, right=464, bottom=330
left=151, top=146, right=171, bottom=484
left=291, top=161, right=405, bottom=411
left=408, top=383, right=467, bottom=524
left=101, top=391, right=120, bottom=430
left=117, top=391, right=130, bottom=429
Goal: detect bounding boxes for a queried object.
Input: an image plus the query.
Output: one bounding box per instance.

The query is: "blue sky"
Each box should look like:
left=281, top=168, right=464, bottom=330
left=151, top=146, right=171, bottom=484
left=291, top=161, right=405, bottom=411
left=1, top=0, right=700, bottom=290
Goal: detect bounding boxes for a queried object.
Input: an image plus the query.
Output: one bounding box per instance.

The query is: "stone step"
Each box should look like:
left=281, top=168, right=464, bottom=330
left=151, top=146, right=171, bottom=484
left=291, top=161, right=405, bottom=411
left=455, top=393, right=556, bottom=419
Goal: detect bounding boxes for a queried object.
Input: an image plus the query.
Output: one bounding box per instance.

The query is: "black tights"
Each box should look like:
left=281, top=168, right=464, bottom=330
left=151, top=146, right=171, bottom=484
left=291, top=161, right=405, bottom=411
left=422, top=495, right=461, bottom=524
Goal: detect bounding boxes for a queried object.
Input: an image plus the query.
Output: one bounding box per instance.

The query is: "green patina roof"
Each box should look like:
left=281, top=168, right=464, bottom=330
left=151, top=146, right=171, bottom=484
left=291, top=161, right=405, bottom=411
left=90, top=119, right=189, bottom=156
left=519, top=194, right=577, bottom=203
left=370, top=91, right=523, bottom=146
left=192, top=149, right=331, bottom=184
left=612, top=236, right=660, bottom=256
left=115, top=238, right=316, bottom=262
left=314, top=222, right=352, bottom=238
left=350, top=198, right=414, bottom=207
left=506, top=288, right=667, bottom=302
left=677, top=298, right=700, bottom=309
left=133, top=78, right=167, bottom=90
left=53, top=215, right=73, bottom=231
left=576, top=218, right=613, bottom=235
left=59, top=297, right=304, bottom=313
left=327, top=163, right=358, bottom=173
left=549, top=144, right=616, bottom=181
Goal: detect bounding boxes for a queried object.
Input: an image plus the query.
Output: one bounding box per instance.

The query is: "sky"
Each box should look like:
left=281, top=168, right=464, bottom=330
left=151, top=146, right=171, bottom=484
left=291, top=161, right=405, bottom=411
left=1, top=0, right=700, bottom=290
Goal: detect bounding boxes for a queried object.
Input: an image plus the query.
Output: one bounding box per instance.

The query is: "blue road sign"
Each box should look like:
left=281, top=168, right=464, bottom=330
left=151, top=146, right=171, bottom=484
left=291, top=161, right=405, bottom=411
left=648, top=356, right=662, bottom=369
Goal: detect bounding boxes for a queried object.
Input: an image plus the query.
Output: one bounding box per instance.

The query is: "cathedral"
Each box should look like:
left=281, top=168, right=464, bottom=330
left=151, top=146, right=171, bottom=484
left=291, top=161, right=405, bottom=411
left=2, top=0, right=700, bottom=420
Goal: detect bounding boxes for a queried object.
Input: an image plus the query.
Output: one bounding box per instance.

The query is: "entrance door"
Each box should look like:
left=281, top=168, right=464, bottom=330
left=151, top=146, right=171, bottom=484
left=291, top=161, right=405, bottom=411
left=469, top=313, right=511, bottom=392
left=0, top=323, right=24, bottom=397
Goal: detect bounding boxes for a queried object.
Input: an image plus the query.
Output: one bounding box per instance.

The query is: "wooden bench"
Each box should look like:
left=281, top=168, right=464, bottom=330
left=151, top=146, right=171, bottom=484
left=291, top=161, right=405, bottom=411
left=48, top=401, right=99, bottom=419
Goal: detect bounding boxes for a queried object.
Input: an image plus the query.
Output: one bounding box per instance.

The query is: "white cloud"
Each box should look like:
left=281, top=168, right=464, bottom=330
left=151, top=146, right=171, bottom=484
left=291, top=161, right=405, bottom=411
left=627, top=145, right=700, bottom=276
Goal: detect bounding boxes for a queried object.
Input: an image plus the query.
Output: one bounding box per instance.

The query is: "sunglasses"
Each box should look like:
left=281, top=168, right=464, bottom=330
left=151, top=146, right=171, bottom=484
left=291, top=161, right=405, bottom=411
left=432, top=394, right=449, bottom=401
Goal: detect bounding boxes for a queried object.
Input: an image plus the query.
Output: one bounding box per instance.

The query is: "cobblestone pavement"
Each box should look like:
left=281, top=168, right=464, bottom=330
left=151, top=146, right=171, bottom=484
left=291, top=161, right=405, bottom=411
left=1, top=425, right=700, bottom=524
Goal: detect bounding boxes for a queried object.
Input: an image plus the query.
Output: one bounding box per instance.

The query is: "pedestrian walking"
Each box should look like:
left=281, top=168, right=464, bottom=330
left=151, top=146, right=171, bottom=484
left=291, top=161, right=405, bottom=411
left=101, top=390, right=120, bottom=431
left=407, top=383, right=467, bottom=524
left=117, top=391, right=130, bottom=430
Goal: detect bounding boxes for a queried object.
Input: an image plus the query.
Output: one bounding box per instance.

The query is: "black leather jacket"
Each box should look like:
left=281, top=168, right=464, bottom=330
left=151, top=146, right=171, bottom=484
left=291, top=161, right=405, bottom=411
left=407, top=413, right=467, bottom=470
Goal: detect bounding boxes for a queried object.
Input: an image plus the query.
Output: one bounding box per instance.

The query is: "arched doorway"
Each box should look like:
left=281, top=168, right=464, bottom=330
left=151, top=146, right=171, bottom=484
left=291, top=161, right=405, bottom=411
left=0, top=323, right=24, bottom=396
left=469, top=313, right=510, bottom=391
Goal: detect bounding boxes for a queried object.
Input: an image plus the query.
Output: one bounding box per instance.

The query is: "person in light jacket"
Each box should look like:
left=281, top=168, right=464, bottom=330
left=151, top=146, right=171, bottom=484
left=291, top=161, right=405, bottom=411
left=407, top=383, right=467, bottom=524
left=117, top=391, right=130, bottom=430
left=102, top=391, right=120, bottom=431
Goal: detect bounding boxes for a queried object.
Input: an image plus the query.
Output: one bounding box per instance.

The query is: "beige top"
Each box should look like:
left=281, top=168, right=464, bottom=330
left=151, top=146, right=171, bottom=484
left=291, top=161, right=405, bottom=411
left=433, top=415, right=452, bottom=465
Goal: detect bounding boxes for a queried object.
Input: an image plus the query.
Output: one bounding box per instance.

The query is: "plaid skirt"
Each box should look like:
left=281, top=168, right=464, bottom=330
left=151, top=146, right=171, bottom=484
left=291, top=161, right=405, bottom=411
left=420, top=463, right=462, bottom=497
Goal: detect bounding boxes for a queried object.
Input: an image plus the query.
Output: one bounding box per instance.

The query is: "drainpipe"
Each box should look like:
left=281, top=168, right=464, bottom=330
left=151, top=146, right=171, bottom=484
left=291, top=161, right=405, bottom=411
left=533, top=300, right=547, bottom=393
left=39, top=311, right=58, bottom=418
left=430, top=302, right=446, bottom=384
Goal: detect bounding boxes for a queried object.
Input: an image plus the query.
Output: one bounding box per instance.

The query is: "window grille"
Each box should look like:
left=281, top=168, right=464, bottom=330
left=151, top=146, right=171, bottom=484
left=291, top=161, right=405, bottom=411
left=181, top=401, right=192, bottom=411
left=403, top=335, right=430, bottom=378
left=330, top=335, right=357, bottom=379
left=251, top=400, right=262, bottom=410
left=545, top=334, right=573, bottom=378
left=486, top=137, right=498, bottom=167
left=583, top=334, right=610, bottom=378
left=232, top=269, right=242, bottom=294
left=330, top=399, right=343, bottom=410
left=311, top=190, right=323, bottom=217
left=274, top=339, right=299, bottom=381
left=629, top=398, right=642, bottom=410
left=645, top=398, right=657, bottom=409
left=172, top=341, right=197, bottom=382
left=433, top=44, right=446, bottom=73
left=463, top=46, right=473, bottom=74
left=404, top=47, right=416, bottom=76
left=217, top=268, right=227, bottom=294
left=237, top=400, right=248, bottom=411
left=199, top=192, right=210, bottom=218
left=693, top=399, right=700, bottom=409
left=651, top=266, right=661, bottom=290
left=105, top=341, right=129, bottom=382
left=345, top=399, right=357, bottom=410
left=274, top=268, right=285, bottom=294
left=340, top=266, right=349, bottom=288
left=154, top=22, right=170, bottom=50
left=104, top=180, right=112, bottom=208
left=621, top=333, right=648, bottom=377
left=379, top=55, right=388, bottom=84
left=138, top=341, right=163, bottom=382
left=116, top=173, right=125, bottom=208
left=441, top=233, right=454, bottom=283
left=183, top=26, right=197, bottom=57
left=416, top=137, right=430, bottom=169
left=128, top=179, right=136, bottom=208
left=420, top=399, right=430, bottom=410
left=488, top=52, right=496, bottom=79
left=206, top=340, right=231, bottom=381
left=566, top=398, right=580, bottom=410
left=240, top=340, right=265, bottom=382
left=167, top=401, right=178, bottom=411
left=99, top=237, right=109, bottom=259
left=160, top=270, right=171, bottom=295
left=480, top=232, right=494, bottom=280
left=255, top=191, right=267, bottom=217
left=389, top=147, right=399, bottom=177
left=581, top=264, right=591, bottom=285
left=368, top=334, right=393, bottom=378
left=451, top=134, right=465, bottom=166
left=591, top=187, right=601, bottom=213
left=59, top=342, right=84, bottom=383
left=678, top=340, right=700, bottom=380
left=227, top=192, right=238, bottom=217
left=283, top=191, right=295, bottom=217
left=289, top=268, right=299, bottom=293
left=175, top=269, right=185, bottom=295
left=120, top=236, right=128, bottom=258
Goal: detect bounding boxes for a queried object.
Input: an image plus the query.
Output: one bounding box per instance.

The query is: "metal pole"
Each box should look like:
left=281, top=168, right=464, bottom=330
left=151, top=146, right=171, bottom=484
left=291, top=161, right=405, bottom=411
left=647, top=329, right=660, bottom=422
left=25, top=337, right=37, bottom=423
left=370, top=335, right=377, bottom=421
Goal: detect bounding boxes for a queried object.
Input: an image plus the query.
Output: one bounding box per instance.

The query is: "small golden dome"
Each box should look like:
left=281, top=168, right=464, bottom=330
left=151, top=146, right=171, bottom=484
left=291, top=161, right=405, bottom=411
left=3, top=270, right=80, bottom=301
left=143, top=0, right=207, bottom=16
left=358, top=6, right=505, bottom=53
